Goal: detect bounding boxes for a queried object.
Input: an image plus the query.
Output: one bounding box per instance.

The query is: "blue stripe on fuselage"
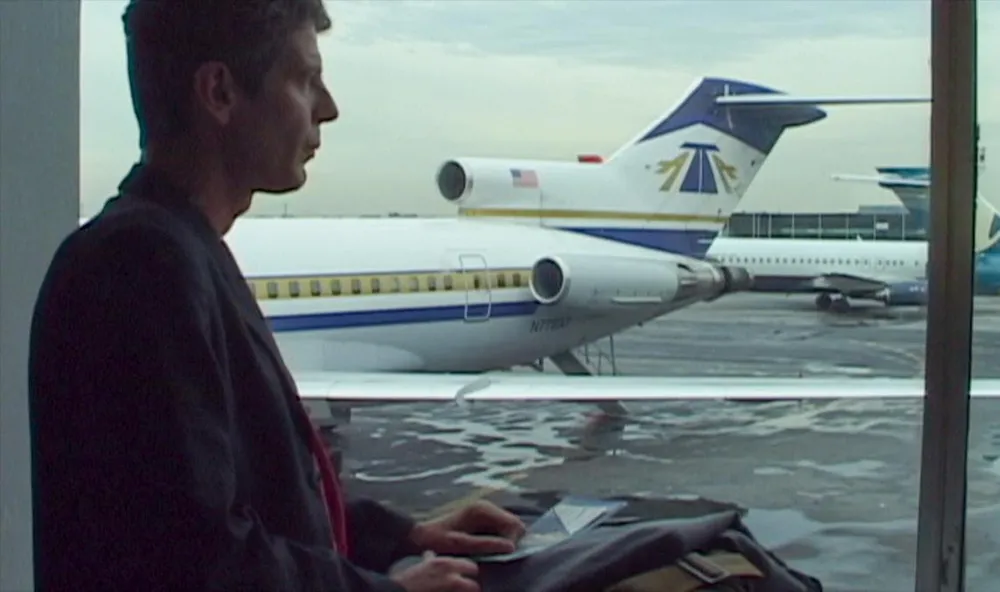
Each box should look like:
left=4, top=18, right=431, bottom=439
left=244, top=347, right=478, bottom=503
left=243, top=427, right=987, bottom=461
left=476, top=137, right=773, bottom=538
left=268, top=300, right=540, bottom=333
left=558, top=227, right=716, bottom=256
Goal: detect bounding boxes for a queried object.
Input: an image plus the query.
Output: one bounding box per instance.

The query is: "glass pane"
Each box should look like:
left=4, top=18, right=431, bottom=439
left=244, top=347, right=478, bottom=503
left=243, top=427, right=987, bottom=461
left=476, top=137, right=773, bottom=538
left=74, top=1, right=945, bottom=591
left=968, top=0, right=995, bottom=588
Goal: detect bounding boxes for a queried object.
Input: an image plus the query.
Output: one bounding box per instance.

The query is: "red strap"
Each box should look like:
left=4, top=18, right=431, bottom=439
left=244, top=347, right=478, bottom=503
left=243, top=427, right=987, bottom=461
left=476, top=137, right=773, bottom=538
left=299, top=409, right=350, bottom=556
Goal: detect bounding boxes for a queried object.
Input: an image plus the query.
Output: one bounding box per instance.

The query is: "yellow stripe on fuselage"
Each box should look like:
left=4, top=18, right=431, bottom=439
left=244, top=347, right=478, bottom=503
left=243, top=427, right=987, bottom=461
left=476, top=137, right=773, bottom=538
left=246, top=267, right=532, bottom=301
left=458, top=207, right=728, bottom=224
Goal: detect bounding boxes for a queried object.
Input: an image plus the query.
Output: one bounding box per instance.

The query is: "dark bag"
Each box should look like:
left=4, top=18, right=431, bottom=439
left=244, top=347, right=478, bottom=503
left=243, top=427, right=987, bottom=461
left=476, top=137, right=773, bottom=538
left=469, top=494, right=823, bottom=592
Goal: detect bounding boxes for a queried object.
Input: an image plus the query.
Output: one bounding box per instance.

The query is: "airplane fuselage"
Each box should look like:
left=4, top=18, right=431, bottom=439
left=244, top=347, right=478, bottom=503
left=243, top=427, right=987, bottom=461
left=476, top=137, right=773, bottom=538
left=224, top=216, right=734, bottom=373
left=708, top=237, right=926, bottom=291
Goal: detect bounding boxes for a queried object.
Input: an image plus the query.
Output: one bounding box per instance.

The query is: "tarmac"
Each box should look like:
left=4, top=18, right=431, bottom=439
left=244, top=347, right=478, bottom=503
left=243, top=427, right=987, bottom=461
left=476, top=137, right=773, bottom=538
left=335, top=293, right=1000, bottom=592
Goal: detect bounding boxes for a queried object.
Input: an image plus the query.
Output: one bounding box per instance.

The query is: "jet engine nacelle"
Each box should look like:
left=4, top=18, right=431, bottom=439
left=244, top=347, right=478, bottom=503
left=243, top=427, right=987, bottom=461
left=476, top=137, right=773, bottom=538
left=436, top=157, right=569, bottom=206
left=703, top=265, right=754, bottom=302
left=529, top=255, right=753, bottom=314
left=529, top=254, right=682, bottom=314
left=876, top=280, right=928, bottom=306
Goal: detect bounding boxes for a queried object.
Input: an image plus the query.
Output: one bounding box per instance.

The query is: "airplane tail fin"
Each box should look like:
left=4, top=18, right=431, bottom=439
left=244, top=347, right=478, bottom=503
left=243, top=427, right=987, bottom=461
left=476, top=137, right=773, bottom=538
left=442, top=76, right=927, bottom=257
left=832, top=168, right=999, bottom=255
left=587, top=78, right=928, bottom=256
left=975, top=193, right=1000, bottom=256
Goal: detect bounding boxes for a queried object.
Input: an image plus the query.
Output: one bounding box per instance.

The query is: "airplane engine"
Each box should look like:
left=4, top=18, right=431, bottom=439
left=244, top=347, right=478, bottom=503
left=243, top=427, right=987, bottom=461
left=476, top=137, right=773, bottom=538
left=703, top=265, right=754, bottom=302
left=526, top=254, right=751, bottom=314
left=876, top=280, right=928, bottom=306
left=437, top=158, right=545, bottom=206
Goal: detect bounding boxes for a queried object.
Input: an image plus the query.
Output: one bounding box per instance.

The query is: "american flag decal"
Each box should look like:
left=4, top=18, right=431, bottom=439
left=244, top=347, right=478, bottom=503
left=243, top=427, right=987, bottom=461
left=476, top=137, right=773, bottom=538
left=510, top=168, right=539, bottom=188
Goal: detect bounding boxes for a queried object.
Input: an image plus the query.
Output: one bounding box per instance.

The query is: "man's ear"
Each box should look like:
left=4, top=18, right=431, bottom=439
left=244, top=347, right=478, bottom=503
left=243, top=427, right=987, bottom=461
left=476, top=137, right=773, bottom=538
left=192, top=61, right=239, bottom=125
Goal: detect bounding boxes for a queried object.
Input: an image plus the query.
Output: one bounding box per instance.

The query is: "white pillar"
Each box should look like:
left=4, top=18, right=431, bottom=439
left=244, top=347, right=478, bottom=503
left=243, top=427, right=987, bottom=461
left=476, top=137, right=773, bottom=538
left=0, top=2, right=81, bottom=590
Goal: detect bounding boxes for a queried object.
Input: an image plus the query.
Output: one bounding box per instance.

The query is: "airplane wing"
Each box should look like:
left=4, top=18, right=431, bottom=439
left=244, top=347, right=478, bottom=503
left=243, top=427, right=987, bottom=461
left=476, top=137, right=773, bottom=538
left=293, top=370, right=1000, bottom=405
left=808, top=272, right=898, bottom=295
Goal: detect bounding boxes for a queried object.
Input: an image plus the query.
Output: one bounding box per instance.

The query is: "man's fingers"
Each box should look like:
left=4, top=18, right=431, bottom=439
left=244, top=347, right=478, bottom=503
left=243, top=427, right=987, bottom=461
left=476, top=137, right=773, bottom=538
left=447, top=532, right=517, bottom=555
left=446, top=573, right=481, bottom=592
left=467, top=501, right=526, bottom=539
left=432, top=555, right=480, bottom=577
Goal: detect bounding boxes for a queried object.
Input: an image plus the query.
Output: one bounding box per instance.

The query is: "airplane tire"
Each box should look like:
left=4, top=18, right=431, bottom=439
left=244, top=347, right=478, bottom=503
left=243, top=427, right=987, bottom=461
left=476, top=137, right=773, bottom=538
left=831, top=298, right=851, bottom=313
left=815, top=294, right=832, bottom=310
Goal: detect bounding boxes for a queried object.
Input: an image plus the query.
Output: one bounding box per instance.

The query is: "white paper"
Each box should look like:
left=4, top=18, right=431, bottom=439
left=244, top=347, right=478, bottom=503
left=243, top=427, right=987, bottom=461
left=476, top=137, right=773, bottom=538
left=475, top=496, right=627, bottom=563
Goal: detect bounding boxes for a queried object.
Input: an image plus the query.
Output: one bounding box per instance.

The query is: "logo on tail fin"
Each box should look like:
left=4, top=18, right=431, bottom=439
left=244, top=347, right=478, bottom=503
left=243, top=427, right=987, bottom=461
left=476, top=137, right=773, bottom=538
left=655, top=142, right=738, bottom=194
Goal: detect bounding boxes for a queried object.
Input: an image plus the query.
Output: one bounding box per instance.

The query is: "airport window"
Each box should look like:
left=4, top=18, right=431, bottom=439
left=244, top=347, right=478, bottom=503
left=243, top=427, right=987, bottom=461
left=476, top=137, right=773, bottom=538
left=48, top=5, right=974, bottom=592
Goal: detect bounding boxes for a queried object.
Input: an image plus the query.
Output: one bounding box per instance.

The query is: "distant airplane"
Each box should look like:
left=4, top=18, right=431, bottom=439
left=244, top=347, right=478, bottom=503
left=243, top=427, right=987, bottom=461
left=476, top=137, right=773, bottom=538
left=705, top=180, right=999, bottom=311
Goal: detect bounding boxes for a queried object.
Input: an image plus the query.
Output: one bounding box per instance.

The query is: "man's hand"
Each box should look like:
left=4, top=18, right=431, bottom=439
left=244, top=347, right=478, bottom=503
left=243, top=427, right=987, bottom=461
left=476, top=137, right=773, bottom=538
left=391, top=553, right=480, bottom=592
left=409, top=500, right=526, bottom=556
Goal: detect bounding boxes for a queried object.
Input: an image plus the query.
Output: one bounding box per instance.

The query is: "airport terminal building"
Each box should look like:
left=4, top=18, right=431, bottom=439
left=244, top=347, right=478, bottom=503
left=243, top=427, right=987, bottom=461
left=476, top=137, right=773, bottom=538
left=723, top=205, right=928, bottom=241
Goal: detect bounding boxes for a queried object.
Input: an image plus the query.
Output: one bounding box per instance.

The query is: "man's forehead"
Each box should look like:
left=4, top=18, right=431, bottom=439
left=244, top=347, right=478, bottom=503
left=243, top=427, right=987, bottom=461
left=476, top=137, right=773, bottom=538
left=285, top=26, right=323, bottom=67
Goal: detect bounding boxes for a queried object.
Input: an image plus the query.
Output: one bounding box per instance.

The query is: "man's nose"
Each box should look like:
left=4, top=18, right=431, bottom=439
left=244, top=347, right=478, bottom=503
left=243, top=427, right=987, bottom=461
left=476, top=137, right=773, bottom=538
left=317, top=89, right=338, bottom=124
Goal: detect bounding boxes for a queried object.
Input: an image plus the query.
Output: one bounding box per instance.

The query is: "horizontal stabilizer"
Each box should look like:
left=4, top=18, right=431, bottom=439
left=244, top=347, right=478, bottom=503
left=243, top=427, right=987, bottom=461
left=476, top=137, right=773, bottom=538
left=832, top=173, right=930, bottom=188
left=716, top=95, right=930, bottom=107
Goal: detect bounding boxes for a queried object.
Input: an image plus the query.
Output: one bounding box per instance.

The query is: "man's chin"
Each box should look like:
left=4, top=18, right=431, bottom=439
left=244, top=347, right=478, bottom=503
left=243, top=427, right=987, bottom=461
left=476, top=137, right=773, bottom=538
left=255, top=170, right=307, bottom=195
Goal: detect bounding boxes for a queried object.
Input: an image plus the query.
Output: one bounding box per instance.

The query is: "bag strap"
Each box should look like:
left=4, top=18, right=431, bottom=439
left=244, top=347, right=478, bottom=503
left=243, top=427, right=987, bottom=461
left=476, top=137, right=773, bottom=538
left=607, top=551, right=764, bottom=592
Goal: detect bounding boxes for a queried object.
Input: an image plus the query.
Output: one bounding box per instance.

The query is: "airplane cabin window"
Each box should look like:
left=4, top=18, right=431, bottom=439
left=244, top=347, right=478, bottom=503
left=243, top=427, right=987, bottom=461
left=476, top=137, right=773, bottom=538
left=443, top=275, right=454, bottom=290
left=310, top=279, right=321, bottom=297
left=371, top=278, right=381, bottom=293
left=408, top=277, right=419, bottom=292
left=331, top=279, right=342, bottom=295
left=390, top=277, right=401, bottom=293
left=351, top=279, right=361, bottom=295
left=266, top=281, right=278, bottom=299
left=289, top=281, right=300, bottom=297
left=427, top=276, right=437, bottom=291
left=512, top=273, right=522, bottom=287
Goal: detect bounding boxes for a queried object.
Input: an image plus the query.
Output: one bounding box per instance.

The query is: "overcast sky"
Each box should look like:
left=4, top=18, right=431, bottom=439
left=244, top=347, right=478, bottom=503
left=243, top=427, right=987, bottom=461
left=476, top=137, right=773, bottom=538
left=80, top=0, right=999, bottom=217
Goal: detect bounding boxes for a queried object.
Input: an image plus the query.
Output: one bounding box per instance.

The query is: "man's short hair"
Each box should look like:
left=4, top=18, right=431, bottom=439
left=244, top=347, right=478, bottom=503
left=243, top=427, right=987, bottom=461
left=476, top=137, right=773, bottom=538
left=122, top=0, right=332, bottom=148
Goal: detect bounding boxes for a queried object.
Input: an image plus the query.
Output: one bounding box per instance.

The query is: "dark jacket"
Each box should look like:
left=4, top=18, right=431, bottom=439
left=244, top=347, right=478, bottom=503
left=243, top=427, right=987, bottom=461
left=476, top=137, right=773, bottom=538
left=29, top=163, right=419, bottom=591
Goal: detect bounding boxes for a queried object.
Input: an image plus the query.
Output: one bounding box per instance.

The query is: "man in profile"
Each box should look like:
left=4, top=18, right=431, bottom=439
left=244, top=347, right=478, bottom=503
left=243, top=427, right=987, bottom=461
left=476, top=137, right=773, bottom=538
left=28, top=1, right=524, bottom=590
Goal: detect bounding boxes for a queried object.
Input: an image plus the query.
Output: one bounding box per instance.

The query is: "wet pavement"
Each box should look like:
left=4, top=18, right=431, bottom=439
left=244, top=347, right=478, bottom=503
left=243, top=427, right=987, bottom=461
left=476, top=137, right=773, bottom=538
left=334, top=294, right=1000, bottom=591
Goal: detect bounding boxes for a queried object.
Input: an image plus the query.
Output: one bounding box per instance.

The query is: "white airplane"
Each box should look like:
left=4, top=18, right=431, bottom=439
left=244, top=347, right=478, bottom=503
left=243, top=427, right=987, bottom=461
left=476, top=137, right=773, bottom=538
left=257, top=78, right=947, bottom=423
left=704, top=187, right=1000, bottom=312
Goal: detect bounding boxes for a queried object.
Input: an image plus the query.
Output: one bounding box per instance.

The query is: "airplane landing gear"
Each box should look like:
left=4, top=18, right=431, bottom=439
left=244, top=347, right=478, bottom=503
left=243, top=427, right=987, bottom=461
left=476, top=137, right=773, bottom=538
left=815, top=293, right=850, bottom=313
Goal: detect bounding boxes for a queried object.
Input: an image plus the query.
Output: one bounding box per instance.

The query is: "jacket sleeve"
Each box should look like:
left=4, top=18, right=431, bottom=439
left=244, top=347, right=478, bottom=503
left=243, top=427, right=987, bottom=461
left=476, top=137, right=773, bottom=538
left=29, top=225, right=406, bottom=592
left=347, top=498, right=423, bottom=573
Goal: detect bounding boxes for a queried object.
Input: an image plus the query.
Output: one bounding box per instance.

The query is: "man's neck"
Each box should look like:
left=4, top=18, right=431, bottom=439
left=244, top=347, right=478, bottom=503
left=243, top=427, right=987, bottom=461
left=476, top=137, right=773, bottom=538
left=141, top=143, right=252, bottom=236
